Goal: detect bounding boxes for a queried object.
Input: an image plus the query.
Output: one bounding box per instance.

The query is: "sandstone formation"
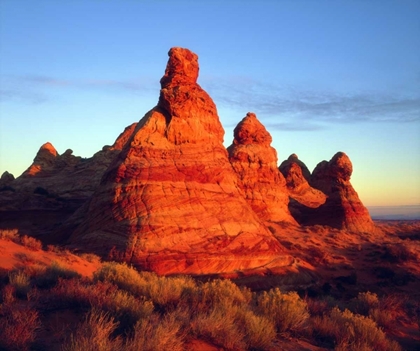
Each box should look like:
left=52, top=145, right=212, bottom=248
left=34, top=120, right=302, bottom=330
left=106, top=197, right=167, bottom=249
left=228, top=113, right=297, bottom=224
left=279, top=154, right=327, bottom=208
left=0, top=171, right=15, bottom=188
left=68, top=48, right=291, bottom=275
left=305, top=152, right=376, bottom=233
left=8, top=123, right=137, bottom=202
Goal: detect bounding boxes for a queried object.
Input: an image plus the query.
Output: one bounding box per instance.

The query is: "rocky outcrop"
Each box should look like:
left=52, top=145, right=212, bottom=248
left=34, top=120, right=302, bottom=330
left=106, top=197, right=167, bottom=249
left=0, top=171, right=15, bottom=188
left=68, top=48, right=291, bottom=275
left=306, top=152, right=376, bottom=233
left=279, top=154, right=327, bottom=208
left=228, top=113, right=297, bottom=224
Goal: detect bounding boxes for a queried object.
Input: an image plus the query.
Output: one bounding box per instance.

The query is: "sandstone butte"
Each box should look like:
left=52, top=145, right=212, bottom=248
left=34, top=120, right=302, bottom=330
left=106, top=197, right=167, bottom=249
left=0, top=47, right=379, bottom=276
left=68, top=47, right=293, bottom=275
left=1, top=123, right=137, bottom=209
left=228, top=112, right=297, bottom=224
left=279, top=154, right=328, bottom=220
left=280, top=152, right=376, bottom=233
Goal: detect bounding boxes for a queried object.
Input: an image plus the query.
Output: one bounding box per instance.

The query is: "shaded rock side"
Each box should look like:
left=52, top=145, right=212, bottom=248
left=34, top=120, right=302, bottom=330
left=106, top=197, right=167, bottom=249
left=279, top=154, right=327, bottom=208
left=307, top=152, right=377, bottom=233
left=228, top=113, right=297, bottom=224
left=69, top=48, right=290, bottom=275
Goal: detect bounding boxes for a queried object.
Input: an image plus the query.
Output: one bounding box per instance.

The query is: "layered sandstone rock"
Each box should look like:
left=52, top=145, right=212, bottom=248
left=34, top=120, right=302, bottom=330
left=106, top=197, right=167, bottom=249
left=69, top=48, right=290, bottom=275
left=306, top=152, right=377, bottom=233
left=279, top=154, right=327, bottom=208
left=228, top=113, right=297, bottom=224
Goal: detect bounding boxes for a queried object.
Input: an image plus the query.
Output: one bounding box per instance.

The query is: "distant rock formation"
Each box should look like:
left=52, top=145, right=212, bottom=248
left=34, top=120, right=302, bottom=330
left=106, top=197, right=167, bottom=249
left=68, top=48, right=290, bottom=275
left=228, top=113, right=297, bottom=224
left=0, top=171, right=15, bottom=188
left=0, top=123, right=137, bottom=216
left=293, top=152, right=376, bottom=233
left=279, top=154, right=327, bottom=208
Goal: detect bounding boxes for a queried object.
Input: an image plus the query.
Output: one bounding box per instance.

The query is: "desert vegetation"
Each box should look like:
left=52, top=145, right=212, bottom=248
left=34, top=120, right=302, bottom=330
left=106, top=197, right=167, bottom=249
left=0, top=227, right=419, bottom=350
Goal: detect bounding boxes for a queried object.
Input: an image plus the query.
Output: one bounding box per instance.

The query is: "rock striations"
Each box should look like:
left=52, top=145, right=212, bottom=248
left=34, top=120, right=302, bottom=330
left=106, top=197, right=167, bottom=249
left=279, top=152, right=376, bottom=233
left=309, top=152, right=377, bottom=233
left=0, top=47, right=379, bottom=276
left=228, top=113, right=297, bottom=224
left=279, top=154, right=327, bottom=209
left=68, top=48, right=290, bottom=275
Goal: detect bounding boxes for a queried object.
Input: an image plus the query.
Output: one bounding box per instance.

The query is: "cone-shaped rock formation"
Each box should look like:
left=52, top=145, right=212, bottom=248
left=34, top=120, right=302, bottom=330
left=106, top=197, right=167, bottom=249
left=228, top=113, right=297, bottom=224
left=68, top=48, right=290, bottom=275
left=306, top=152, right=376, bottom=233
left=279, top=154, right=327, bottom=208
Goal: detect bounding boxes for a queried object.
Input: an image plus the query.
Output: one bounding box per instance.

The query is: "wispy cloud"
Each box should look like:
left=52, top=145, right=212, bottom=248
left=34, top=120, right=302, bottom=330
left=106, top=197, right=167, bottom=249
left=201, top=75, right=420, bottom=129
left=0, top=74, right=158, bottom=104
left=2, top=74, right=419, bottom=131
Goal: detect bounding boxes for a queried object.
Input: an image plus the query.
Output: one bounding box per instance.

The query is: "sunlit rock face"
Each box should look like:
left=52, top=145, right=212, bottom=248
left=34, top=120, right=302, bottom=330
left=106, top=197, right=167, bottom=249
left=69, top=47, right=290, bottom=275
left=279, top=154, right=327, bottom=209
left=8, top=123, right=137, bottom=202
left=305, top=152, right=377, bottom=233
left=228, top=112, right=297, bottom=224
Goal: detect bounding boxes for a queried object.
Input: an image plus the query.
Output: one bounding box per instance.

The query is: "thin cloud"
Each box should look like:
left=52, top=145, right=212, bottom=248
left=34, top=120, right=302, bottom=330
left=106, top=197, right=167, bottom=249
left=201, top=75, right=420, bottom=127
left=0, top=74, right=158, bottom=104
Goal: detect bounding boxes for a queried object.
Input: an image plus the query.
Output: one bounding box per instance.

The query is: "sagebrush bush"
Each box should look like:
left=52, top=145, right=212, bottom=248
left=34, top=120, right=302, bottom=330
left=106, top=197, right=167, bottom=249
left=62, top=308, right=122, bottom=351
left=235, top=308, right=276, bottom=349
left=0, top=229, right=19, bottom=242
left=49, top=278, right=154, bottom=332
left=353, top=291, right=380, bottom=315
left=20, top=235, right=43, bottom=250
left=124, top=313, right=185, bottom=351
left=0, top=304, right=41, bottom=351
left=311, top=307, right=401, bottom=351
left=8, top=270, right=31, bottom=298
left=34, top=261, right=80, bottom=288
left=191, top=303, right=246, bottom=350
left=94, top=262, right=196, bottom=308
left=255, top=288, right=309, bottom=334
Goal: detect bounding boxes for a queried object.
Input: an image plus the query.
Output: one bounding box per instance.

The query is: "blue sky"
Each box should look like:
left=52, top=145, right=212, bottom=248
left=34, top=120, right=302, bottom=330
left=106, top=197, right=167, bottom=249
left=0, top=0, right=419, bottom=208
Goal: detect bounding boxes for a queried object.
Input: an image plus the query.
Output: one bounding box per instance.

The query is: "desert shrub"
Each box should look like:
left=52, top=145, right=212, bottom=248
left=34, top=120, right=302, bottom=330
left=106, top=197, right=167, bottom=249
left=34, top=261, right=80, bottom=288
left=20, top=235, right=43, bottom=250
left=78, top=252, right=101, bottom=263
left=49, top=278, right=154, bottom=331
left=235, top=308, right=276, bottom=350
left=190, top=303, right=246, bottom=350
left=353, top=291, right=380, bottom=315
left=8, top=270, right=31, bottom=298
left=94, top=262, right=150, bottom=296
left=94, top=262, right=196, bottom=309
left=185, top=278, right=251, bottom=314
left=0, top=304, right=41, bottom=351
left=1, top=284, right=16, bottom=304
left=62, top=308, right=122, bottom=351
left=124, top=313, right=185, bottom=351
left=311, top=307, right=401, bottom=351
left=382, top=243, right=417, bottom=263
left=254, top=288, right=309, bottom=334
left=0, top=228, right=19, bottom=242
